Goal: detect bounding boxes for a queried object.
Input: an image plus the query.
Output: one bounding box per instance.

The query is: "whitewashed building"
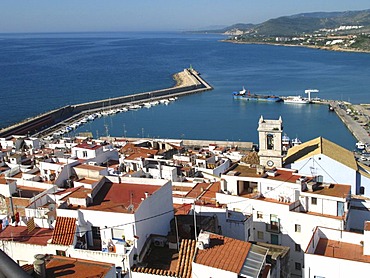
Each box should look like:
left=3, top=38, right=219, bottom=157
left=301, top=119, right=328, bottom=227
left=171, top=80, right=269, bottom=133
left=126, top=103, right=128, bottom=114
left=305, top=225, right=370, bottom=277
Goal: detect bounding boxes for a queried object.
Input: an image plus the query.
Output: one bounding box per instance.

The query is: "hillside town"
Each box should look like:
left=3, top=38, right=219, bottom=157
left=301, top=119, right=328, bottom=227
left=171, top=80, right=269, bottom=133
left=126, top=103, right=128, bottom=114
left=1, top=116, right=370, bottom=277
left=227, top=25, right=370, bottom=53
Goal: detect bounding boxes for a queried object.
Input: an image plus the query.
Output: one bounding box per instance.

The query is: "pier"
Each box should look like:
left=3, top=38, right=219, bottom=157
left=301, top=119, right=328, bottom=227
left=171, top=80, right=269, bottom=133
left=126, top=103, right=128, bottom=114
left=0, top=68, right=212, bottom=138
left=330, top=101, right=370, bottom=148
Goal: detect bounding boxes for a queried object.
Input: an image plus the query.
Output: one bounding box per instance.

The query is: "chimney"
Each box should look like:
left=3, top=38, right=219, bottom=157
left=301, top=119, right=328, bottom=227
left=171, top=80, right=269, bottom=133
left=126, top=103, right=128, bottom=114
left=33, top=254, right=46, bottom=278
left=197, top=232, right=210, bottom=250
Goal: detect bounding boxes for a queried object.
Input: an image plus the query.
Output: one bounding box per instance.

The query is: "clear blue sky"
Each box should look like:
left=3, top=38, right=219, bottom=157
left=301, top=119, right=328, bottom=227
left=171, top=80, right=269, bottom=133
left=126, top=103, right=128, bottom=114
left=1, top=1, right=369, bottom=33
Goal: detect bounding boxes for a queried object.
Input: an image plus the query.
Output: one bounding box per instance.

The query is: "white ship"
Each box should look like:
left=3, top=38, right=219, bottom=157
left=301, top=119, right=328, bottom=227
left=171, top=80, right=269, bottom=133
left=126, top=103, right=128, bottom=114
left=284, top=96, right=310, bottom=104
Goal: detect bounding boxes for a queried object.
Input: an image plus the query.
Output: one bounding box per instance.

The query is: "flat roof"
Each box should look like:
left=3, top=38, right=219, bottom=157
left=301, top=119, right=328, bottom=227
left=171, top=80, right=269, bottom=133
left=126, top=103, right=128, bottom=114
left=83, top=182, right=161, bottom=213
left=46, top=255, right=114, bottom=277
left=228, top=164, right=301, bottom=183
left=74, top=142, right=102, bottom=150
left=314, top=238, right=370, bottom=263
left=74, top=164, right=105, bottom=171
left=61, top=186, right=92, bottom=200
left=0, top=226, right=53, bottom=246
left=305, top=183, right=351, bottom=198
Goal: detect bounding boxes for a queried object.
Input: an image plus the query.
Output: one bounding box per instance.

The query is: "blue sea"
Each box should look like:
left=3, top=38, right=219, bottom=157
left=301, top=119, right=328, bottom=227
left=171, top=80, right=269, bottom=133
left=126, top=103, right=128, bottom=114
left=1, top=31, right=370, bottom=150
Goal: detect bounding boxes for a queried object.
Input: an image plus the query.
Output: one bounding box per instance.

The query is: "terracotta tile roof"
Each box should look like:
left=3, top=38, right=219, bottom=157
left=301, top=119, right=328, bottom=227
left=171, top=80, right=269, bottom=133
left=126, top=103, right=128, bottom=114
left=176, top=239, right=196, bottom=278
left=284, top=137, right=357, bottom=171
left=51, top=216, right=76, bottom=246
left=0, top=225, right=53, bottom=245
left=174, top=204, right=192, bottom=215
left=194, top=233, right=251, bottom=273
left=46, top=255, right=114, bottom=277
left=131, top=267, right=177, bottom=277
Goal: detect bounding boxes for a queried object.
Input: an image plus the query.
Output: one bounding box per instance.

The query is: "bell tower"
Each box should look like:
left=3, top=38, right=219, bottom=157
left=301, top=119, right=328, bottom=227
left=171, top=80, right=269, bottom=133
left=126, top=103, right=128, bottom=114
left=257, top=115, right=283, bottom=168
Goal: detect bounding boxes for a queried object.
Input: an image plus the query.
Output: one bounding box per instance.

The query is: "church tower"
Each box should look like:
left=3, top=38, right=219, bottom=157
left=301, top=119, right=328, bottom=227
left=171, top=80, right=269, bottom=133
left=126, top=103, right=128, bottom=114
left=257, top=115, right=283, bottom=168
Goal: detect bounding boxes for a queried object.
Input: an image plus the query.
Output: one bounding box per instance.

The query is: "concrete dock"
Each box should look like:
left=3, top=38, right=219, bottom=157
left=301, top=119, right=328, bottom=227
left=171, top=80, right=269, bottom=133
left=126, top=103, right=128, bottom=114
left=330, top=101, right=370, bottom=148
left=0, top=68, right=213, bottom=138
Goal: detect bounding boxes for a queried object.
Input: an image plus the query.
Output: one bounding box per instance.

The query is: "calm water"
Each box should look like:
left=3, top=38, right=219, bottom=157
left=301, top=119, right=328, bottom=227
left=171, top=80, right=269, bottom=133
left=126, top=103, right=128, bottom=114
left=1, top=32, right=370, bottom=150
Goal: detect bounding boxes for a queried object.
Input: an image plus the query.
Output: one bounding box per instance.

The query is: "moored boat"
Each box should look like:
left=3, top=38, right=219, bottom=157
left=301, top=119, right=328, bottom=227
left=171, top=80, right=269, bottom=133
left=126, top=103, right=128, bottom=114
left=233, top=87, right=282, bottom=102
left=284, top=96, right=310, bottom=104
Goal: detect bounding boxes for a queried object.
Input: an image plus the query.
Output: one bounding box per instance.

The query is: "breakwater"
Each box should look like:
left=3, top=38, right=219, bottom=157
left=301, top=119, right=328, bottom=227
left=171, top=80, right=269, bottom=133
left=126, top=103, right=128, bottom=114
left=0, top=68, right=212, bottom=138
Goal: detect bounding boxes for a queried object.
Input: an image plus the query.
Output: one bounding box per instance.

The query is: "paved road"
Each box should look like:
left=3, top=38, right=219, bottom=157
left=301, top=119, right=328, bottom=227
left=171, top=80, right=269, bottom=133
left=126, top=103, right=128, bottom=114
left=332, top=101, right=370, bottom=147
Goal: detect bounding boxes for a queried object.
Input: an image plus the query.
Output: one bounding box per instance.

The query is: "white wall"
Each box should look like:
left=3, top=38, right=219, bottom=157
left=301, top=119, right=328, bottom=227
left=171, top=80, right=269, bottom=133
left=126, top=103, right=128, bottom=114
left=290, top=154, right=357, bottom=193
left=192, top=262, right=237, bottom=278
left=305, top=253, right=370, bottom=278
left=134, top=180, right=173, bottom=253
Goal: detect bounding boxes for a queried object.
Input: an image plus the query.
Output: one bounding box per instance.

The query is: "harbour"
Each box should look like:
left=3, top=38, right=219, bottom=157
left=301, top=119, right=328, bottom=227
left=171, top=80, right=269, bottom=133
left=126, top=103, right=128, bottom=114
left=0, top=68, right=213, bottom=138
left=0, top=32, right=368, bottom=150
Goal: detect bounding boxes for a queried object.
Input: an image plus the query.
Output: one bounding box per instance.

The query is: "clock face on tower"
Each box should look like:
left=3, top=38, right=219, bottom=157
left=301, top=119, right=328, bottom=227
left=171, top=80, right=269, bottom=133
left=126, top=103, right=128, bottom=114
left=267, top=160, right=274, bottom=167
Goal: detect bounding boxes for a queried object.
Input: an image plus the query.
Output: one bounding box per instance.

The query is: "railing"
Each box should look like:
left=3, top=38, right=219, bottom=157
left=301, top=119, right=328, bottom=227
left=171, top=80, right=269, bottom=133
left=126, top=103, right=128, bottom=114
left=266, top=223, right=280, bottom=234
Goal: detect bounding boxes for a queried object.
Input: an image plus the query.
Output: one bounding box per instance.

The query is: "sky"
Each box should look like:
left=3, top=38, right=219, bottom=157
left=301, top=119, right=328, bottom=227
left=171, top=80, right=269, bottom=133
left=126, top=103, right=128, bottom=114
left=1, top=1, right=369, bottom=33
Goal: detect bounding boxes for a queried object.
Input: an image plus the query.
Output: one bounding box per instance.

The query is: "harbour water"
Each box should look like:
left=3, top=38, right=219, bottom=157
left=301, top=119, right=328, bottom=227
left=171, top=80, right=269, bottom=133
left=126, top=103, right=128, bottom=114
left=1, top=32, right=370, bottom=150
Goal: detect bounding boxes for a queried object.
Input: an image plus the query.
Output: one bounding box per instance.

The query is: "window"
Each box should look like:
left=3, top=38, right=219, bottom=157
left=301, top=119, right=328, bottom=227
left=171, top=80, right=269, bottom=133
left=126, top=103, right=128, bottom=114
left=270, top=214, right=279, bottom=231
left=257, top=231, right=264, bottom=240
left=311, top=197, right=317, bottom=205
left=257, top=211, right=263, bottom=219
left=247, top=229, right=251, bottom=239
left=337, top=201, right=345, bottom=217
left=83, top=151, right=88, bottom=157
left=295, top=262, right=301, bottom=271
left=295, top=224, right=301, bottom=233
left=56, top=250, right=66, bottom=256
left=295, top=244, right=301, bottom=252
left=267, top=134, right=274, bottom=150
left=92, top=226, right=101, bottom=239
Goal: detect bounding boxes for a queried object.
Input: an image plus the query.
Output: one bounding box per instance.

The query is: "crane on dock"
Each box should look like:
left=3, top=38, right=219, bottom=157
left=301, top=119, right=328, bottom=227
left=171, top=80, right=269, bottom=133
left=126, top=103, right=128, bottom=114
left=305, top=89, right=319, bottom=102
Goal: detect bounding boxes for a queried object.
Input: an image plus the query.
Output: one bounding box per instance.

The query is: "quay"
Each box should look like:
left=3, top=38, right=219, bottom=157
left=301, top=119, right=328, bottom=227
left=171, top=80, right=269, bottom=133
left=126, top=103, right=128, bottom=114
left=330, top=101, right=370, bottom=148
left=0, top=68, right=212, bottom=138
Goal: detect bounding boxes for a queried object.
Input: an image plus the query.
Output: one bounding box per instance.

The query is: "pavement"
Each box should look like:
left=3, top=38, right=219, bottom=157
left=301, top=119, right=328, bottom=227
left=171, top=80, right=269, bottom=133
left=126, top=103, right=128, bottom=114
left=332, top=101, right=370, bottom=147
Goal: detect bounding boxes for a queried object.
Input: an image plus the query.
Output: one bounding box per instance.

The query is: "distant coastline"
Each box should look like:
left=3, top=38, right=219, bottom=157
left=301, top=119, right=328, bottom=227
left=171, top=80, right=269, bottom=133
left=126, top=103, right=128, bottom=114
left=221, top=39, right=370, bottom=54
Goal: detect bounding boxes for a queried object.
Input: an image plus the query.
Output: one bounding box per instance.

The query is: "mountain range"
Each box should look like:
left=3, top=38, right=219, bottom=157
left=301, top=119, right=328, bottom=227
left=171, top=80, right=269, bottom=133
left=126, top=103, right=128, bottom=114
left=204, top=9, right=370, bottom=36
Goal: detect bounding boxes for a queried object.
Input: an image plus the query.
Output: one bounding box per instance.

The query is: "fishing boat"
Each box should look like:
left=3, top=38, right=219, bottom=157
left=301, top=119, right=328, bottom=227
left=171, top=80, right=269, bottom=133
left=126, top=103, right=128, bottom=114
left=233, top=87, right=282, bottom=102
left=284, top=96, right=310, bottom=104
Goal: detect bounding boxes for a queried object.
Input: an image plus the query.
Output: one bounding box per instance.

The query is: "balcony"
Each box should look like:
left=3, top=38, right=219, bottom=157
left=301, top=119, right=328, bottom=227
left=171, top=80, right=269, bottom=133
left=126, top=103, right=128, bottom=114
left=266, top=222, right=280, bottom=234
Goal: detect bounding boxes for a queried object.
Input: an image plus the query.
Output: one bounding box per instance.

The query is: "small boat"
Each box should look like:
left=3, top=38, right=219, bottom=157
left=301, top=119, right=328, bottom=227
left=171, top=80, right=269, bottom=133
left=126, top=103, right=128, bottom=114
left=128, top=104, right=141, bottom=110
left=291, top=137, right=302, bottom=146
left=282, top=133, right=292, bottom=152
left=284, top=96, right=310, bottom=104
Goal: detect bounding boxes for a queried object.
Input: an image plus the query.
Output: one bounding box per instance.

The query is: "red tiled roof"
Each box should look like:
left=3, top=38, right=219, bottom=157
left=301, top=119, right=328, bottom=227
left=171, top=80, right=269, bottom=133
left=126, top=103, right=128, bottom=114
left=0, top=226, right=53, bottom=246
left=174, top=204, right=192, bottom=215
left=51, top=216, right=76, bottom=246
left=194, top=233, right=251, bottom=273
left=176, top=239, right=196, bottom=278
